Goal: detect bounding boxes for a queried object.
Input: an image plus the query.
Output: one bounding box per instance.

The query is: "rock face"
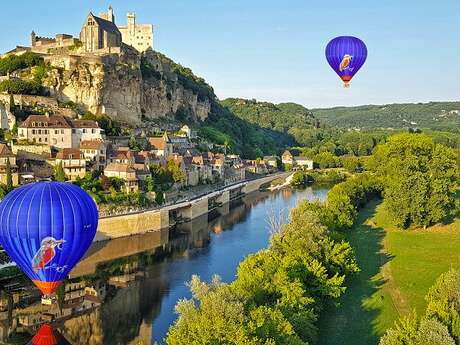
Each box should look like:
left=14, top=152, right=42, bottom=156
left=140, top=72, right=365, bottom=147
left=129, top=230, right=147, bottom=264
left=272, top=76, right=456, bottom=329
left=43, top=46, right=213, bottom=125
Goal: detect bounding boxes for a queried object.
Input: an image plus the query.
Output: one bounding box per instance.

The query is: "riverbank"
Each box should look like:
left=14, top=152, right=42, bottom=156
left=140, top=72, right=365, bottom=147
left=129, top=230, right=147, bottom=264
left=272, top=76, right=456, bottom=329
left=96, top=172, right=290, bottom=241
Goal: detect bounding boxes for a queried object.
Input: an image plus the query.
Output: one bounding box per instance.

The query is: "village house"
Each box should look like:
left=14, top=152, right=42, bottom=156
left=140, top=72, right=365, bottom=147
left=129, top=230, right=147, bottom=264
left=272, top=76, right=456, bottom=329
left=132, top=163, right=150, bottom=181
left=281, top=150, right=313, bottom=170
left=80, top=139, right=107, bottom=171
left=263, top=156, right=278, bottom=169
left=104, top=163, right=139, bottom=193
left=71, top=119, right=105, bottom=148
left=55, top=148, right=87, bottom=180
left=18, top=114, right=103, bottom=149
left=281, top=150, right=294, bottom=165
left=245, top=160, right=269, bottom=175
left=149, top=133, right=173, bottom=158
left=295, top=156, right=314, bottom=170
left=179, top=124, right=197, bottom=139
left=109, top=147, right=136, bottom=165
left=224, top=162, right=246, bottom=185
left=0, top=144, right=19, bottom=186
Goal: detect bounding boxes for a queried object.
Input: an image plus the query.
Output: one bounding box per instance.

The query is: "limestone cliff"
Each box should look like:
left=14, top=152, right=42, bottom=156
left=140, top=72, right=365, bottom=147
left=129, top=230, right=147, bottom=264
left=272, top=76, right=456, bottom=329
left=42, top=46, right=213, bottom=125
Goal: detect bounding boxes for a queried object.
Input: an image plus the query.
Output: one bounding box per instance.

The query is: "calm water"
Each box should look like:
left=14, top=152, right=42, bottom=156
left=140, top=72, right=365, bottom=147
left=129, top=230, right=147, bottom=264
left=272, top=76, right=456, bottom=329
left=21, top=186, right=329, bottom=344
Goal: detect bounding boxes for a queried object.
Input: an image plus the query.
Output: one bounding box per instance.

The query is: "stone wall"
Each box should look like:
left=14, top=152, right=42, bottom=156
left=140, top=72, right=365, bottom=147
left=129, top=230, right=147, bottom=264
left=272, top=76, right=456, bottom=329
left=96, top=208, right=169, bottom=241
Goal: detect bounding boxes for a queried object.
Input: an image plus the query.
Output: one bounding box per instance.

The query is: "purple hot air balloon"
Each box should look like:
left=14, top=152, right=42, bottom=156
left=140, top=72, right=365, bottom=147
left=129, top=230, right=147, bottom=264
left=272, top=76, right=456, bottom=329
left=325, top=36, right=367, bottom=87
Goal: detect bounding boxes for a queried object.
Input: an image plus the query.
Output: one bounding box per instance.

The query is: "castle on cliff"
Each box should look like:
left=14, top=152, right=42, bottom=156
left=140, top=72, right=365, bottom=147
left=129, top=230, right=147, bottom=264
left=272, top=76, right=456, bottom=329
left=30, top=6, right=153, bottom=54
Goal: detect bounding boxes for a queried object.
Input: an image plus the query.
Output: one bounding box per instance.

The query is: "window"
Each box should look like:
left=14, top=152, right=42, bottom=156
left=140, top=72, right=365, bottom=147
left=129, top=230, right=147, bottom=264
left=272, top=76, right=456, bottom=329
left=92, top=129, right=95, bottom=134
left=83, top=129, right=87, bottom=133
left=38, top=130, right=41, bottom=134
left=32, top=130, right=36, bottom=134
left=61, top=129, right=64, bottom=134
left=55, top=130, right=58, bottom=134
left=45, top=138, right=48, bottom=142
left=38, top=138, right=42, bottom=142
left=72, top=129, right=76, bottom=134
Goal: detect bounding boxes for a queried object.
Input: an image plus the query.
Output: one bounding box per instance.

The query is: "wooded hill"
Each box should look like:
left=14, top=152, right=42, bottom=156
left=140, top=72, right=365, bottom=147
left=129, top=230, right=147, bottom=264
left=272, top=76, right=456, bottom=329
left=312, top=102, right=460, bottom=131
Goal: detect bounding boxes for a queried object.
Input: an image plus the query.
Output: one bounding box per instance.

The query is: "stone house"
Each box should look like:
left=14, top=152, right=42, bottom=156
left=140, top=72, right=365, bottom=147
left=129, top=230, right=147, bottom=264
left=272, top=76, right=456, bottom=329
left=149, top=134, right=173, bottom=158
left=263, top=156, right=278, bottom=169
left=80, top=7, right=122, bottom=53
left=55, top=148, right=86, bottom=180
left=109, top=147, right=136, bottom=165
left=224, top=163, right=246, bottom=185
left=80, top=139, right=107, bottom=171
left=71, top=119, right=105, bottom=148
left=281, top=150, right=313, bottom=170
left=18, top=115, right=72, bottom=148
left=295, top=157, right=314, bottom=170
left=0, top=144, right=19, bottom=186
left=179, top=124, right=197, bottom=139
left=104, top=163, right=138, bottom=193
left=245, top=160, right=269, bottom=175
left=18, top=115, right=102, bottom=149
left=281, top=150, right=294, bottom=165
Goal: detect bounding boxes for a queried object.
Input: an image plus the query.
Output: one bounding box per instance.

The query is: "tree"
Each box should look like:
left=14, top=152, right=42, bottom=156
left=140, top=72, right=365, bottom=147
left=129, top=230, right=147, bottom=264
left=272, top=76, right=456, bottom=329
left=290, top=171, right=309, bottom=187
left=5, top=158, right=13, bottom=191
left=425, top=269, right=460, bottom=343
left=54, top=162, right=66, bottom=182
left=167, top=160, right=186, bottom=184
left=370, top=133, right=459, bottom=228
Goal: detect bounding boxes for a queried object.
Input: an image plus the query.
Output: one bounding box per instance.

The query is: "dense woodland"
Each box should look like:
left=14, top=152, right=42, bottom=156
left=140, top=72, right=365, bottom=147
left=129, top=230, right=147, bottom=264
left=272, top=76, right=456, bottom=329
left=313, top=102, right=460, bottom=132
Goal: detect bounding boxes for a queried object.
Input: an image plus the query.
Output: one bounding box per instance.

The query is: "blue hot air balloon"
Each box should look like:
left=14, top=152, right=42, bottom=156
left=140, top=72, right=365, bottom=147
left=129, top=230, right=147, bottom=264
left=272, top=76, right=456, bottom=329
left=325, top=36, right=367, bottom=87
left=0, top=182, right=98, bottom=295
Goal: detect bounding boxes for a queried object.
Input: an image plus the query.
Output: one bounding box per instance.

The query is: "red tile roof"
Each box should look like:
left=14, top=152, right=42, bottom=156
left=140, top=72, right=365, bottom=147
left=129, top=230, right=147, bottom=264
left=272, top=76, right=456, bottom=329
left=56, top=148, right=83, bottom=160
left=0, top=144, right=14, bottom=157
left=149, top=137, right=168, bottom=150
left=20, top=115, right=71, bottom=128
left=80, top=140, right=104, bottom=150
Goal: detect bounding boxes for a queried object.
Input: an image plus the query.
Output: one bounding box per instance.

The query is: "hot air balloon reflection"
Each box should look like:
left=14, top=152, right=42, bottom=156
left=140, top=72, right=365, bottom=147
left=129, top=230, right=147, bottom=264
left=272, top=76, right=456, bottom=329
left=0, top=182, right=98, bottom=296
left=325, top=36, right=367, bottom=87
left=27, top=324, right=72, bottom=345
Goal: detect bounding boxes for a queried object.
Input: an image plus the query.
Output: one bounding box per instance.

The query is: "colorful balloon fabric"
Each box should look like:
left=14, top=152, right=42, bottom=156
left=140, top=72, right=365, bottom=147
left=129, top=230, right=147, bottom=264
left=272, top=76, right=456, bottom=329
left=325, top=36, right=367, bottom=87
left=27, top=324, right=71, bottom=345
left=0, top=182, right=98, bottom=295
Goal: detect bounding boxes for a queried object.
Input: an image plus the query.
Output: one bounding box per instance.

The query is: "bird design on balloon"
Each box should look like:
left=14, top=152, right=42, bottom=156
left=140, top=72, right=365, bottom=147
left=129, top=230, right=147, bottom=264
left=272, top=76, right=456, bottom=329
left=339, top=54, right=354, bottom=72
left=32, top=237, right=65, bottom=273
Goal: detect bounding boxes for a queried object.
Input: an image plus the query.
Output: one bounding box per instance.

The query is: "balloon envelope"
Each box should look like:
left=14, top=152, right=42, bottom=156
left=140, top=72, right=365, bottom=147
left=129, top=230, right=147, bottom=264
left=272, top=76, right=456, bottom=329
left=28, top=324, right=72, bottom=345
left=0, top=182, right=98, bottom=295
left=325, top=36, right=367, bottom=87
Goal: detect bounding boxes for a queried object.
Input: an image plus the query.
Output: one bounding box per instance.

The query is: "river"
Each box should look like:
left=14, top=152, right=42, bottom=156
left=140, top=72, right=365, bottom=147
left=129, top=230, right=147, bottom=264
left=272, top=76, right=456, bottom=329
left=5, top=186, right=330, bottom=345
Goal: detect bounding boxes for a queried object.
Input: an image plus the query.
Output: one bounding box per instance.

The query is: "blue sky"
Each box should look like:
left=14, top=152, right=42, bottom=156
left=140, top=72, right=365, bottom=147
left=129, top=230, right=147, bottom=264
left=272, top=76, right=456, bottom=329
left=2, top=0, right=459, bottom=108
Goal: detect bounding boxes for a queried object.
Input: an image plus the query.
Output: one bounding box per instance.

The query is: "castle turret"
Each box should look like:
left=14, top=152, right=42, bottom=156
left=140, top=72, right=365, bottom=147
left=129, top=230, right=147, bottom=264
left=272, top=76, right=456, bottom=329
left=31, top=31, right=36, bottom=47
left=108, top=5, right=115, bottom=23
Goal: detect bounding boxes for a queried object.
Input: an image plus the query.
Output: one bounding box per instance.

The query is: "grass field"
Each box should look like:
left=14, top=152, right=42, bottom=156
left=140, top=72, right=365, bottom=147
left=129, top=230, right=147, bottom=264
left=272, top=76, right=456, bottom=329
left=317, top=201, right=460, bottom=345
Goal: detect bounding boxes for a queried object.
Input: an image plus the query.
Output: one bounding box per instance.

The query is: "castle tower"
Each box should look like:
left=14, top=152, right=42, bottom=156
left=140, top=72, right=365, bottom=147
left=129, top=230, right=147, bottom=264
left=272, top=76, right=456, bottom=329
left=31, top=31, right=36, bottom=47
left=108, top=5, right=115, bottom=23
left=118, top=12, right=153, bottom=52
left=98, top=5, right=115, bottom=23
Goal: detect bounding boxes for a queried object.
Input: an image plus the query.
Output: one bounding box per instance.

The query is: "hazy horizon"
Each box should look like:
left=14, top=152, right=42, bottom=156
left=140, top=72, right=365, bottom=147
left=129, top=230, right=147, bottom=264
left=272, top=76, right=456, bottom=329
left=2, top=0, right=459, bottom=108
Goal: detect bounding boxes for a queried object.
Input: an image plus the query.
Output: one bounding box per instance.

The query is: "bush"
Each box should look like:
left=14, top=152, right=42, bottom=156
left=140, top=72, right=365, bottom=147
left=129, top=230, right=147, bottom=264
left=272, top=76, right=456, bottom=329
left=0, top=79, right=43, bottom=95
left=0, top=52, right=43, bottom=75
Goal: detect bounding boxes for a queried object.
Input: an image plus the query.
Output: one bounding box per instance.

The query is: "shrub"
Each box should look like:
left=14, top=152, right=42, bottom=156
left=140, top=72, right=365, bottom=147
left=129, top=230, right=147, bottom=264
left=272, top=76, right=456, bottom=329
left=0, top=79, right=43, bottom=95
